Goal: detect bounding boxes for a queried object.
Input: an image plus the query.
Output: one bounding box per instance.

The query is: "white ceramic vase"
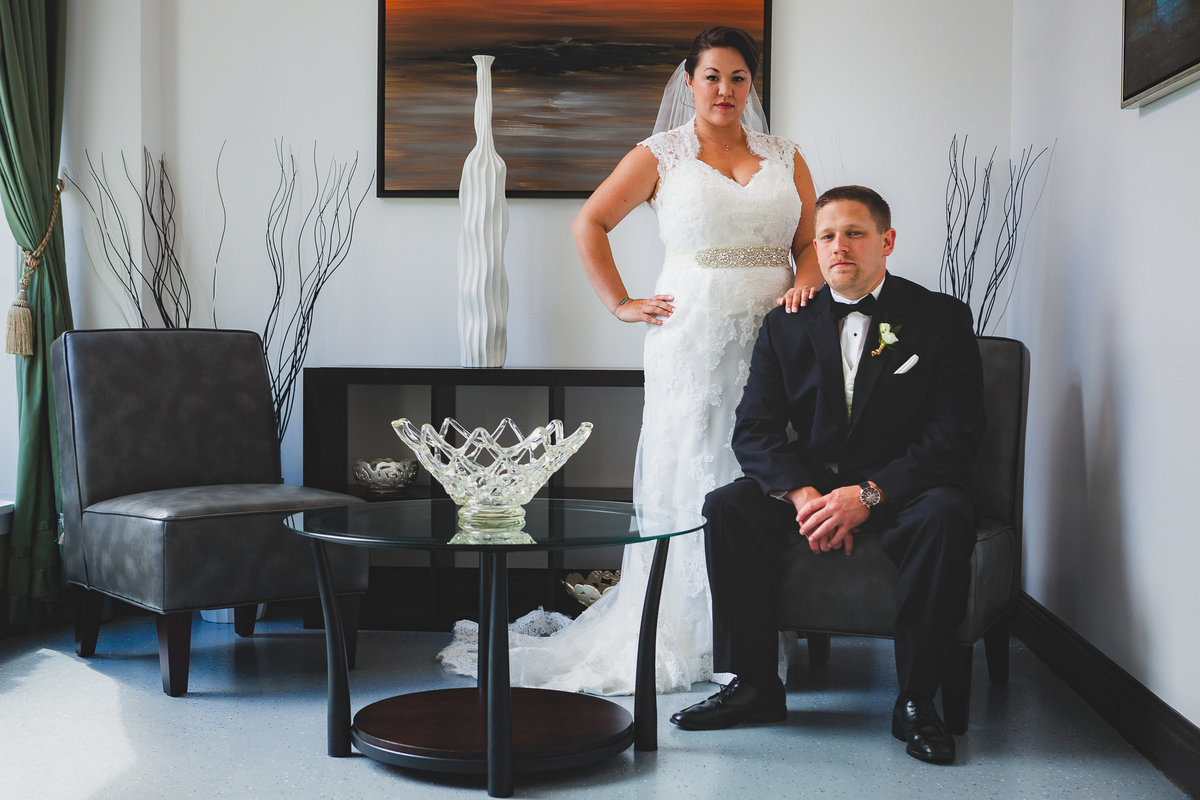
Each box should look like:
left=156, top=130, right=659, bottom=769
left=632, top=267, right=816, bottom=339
left=457, top=54, right=509, bottom=368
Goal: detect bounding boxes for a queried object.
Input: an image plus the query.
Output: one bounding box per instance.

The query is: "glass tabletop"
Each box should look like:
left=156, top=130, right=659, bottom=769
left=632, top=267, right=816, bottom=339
left=285, top=498, right=706, bottom=551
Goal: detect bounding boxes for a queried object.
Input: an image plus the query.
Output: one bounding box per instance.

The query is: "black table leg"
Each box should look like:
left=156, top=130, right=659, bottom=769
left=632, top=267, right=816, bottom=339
left=479, top=555, right=491, bottom=699
left=310, top=539, right=351, bottom=757
left=486, top=551, right=513, bottom=798
left=634, top=537, right=671, bottom=751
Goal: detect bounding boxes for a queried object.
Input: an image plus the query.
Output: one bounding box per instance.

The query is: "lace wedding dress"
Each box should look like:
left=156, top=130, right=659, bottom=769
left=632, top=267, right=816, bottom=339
left=437, top=120, right=802, bottom=694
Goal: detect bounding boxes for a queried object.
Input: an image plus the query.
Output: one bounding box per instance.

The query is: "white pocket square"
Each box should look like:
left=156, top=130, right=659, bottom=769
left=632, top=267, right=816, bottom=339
left=894, top=354, right=919, bottom=375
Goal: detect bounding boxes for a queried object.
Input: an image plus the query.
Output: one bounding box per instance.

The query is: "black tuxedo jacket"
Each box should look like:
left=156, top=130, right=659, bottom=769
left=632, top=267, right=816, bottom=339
left=732, top=273, right=986, bottom=506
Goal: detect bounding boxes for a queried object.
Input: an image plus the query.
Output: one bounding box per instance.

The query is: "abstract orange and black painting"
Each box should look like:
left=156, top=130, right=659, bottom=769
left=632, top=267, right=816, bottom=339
left=378, top=0, right=768, bottom=196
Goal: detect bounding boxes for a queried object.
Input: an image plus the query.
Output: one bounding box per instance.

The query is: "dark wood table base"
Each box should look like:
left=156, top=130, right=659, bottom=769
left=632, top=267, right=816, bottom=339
left=353, top=687, right=633, bottom=773
left=303, top=510, right=683, bottom=797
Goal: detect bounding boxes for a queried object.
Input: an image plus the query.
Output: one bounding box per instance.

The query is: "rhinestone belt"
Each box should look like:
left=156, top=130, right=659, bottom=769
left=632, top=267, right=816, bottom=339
left=693, top=246, right=790, bottom=269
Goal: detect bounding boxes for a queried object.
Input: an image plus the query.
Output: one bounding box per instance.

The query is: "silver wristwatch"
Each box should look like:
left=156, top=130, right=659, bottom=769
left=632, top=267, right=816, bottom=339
left=859, top=481, right=881, bottom=510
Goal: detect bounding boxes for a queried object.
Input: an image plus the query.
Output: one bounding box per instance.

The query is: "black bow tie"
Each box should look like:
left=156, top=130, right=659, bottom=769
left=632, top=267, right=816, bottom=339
left=830, top=294, right=878, bottom=320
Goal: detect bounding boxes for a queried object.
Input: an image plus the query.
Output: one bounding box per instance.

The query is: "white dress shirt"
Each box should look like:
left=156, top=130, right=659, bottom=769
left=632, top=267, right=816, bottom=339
left=831, top=276, right=886, bottom=420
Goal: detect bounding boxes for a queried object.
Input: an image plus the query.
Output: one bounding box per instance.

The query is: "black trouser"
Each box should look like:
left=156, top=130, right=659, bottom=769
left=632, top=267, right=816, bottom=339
left=703, top=477, right=975, bottom=699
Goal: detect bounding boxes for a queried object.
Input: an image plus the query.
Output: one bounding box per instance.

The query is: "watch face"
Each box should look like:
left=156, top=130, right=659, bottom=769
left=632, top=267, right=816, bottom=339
left=861, top=484, right=881, bottom=507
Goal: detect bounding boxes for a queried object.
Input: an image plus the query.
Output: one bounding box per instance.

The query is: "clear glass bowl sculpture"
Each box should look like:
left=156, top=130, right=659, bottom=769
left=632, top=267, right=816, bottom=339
left=391, top=417, right=593, bottom=541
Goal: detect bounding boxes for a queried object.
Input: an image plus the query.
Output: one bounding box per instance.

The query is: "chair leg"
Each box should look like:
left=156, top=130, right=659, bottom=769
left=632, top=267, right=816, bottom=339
left=940, top=642, right=973, bottom=735
left=983, top=616, right=1010, bottom=684
left=74, top=588, right=103, bottom=657
left=339, top=594, right=361, bottom=670
left=156, top=612, right=193, bottom=697
left=806, top=632, right=831, bottom=667
left=233, top=604, right=258, bottom=637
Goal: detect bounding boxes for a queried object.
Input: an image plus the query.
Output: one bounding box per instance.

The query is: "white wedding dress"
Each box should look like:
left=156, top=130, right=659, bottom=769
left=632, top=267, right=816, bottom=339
left=437, top=120, right=802, bottom=694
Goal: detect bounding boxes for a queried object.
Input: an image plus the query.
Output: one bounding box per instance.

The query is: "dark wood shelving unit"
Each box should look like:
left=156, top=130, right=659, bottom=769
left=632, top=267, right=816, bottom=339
left=303, top=367, right=643, bottom=630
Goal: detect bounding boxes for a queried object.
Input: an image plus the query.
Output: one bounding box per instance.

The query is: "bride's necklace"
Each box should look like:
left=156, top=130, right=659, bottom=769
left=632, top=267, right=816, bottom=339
left=696, top=127, right=744, bottom=152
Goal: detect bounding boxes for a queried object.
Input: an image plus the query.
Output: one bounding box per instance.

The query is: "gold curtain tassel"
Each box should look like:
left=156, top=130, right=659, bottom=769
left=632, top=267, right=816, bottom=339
left=6, top=179, right=64, bottom=357
left=5, top=271, right=35, bottom=357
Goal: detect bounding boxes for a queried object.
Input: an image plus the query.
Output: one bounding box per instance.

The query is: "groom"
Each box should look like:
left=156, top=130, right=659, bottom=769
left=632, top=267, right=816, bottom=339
left=670, top=185, right=986, bottom=764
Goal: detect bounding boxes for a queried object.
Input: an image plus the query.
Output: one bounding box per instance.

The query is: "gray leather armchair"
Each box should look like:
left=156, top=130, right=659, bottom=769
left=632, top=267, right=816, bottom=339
left=52, top=328, right=369, bottom=696
left=777, top=336, right=1029, bottom=733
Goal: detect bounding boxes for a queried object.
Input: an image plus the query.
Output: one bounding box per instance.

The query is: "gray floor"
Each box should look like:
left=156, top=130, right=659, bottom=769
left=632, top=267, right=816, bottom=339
left=0, top=608, right=1187, bottom=800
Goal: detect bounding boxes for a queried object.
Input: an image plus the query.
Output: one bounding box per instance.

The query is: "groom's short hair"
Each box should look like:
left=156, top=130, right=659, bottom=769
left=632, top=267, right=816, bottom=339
left=814, top=185, right=892, bottom=233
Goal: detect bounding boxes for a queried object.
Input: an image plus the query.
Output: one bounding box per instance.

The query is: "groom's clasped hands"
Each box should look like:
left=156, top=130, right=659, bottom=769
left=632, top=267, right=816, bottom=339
left=784, top=484, right=880, bottom=555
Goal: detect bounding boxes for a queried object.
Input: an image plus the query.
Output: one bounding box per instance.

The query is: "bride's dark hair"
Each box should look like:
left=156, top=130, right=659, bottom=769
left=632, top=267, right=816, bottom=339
left=685, top=26, right=760, bottom=80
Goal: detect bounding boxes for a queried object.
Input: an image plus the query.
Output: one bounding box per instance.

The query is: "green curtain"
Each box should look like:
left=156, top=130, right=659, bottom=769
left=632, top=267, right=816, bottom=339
left=0, top=0, right=70, bottom=627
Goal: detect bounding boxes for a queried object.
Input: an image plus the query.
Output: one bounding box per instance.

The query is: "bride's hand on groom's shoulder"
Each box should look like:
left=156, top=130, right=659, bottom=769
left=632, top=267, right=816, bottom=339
left=777, top=285, right=820, bottom=314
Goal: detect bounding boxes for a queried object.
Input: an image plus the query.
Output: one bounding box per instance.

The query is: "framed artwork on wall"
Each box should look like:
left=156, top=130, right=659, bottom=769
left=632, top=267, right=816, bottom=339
left=1122, top=0, right=1200, bottom=108
left=377, top=0, right=770, bottom=197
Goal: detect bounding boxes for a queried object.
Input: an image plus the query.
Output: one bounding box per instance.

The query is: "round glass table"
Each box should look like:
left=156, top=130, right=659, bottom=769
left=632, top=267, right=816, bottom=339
left=286, top=498, right=706, bottom=798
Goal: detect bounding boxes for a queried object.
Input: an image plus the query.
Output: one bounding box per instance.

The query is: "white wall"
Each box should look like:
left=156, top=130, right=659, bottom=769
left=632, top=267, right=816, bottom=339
left=59, top=0, right=1200, bottom=735
left=1010, top=0, right=1200, bottom=726
left=61, top=0, right=154, bottom=331
left=777, top=0, right=1014, bottom=294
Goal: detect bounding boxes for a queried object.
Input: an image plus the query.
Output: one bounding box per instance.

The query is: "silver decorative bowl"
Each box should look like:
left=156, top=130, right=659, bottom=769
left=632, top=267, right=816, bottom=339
left=352, top=457, right=418, bottom=494
left=563, top=569, right=621, bottom=607
left=391, top=417, right=593, bottom=535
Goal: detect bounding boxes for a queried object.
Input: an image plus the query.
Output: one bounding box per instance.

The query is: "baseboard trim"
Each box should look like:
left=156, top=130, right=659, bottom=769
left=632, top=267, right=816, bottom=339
left=1012, top=594, right=1200, bottom=797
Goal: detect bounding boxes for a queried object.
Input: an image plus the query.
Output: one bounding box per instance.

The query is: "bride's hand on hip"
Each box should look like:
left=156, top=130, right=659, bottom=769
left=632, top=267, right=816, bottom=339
left=615, top=294, right=675, bottom=325
left=777, top=285, right=819, bottom=313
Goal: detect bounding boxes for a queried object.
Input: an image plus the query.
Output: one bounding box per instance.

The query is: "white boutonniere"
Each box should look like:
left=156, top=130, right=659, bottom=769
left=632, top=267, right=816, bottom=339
left=871, top=322, right=901, bottom=357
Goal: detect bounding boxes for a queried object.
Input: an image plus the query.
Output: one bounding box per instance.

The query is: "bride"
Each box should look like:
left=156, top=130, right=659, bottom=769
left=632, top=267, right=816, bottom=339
left=438, top=26, right=822, bottom=694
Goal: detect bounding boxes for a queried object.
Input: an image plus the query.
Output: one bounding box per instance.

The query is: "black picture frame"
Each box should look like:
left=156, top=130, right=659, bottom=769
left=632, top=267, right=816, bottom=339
left=377, top=0, right=771, bottom=197
left=1122, top=0, right=1200, bottom=108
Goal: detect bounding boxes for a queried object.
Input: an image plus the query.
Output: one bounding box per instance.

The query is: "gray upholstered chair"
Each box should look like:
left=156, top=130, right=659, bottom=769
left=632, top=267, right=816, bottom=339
left=777, top=336, right=1029, bottom=733
left=52, top=328, right=369, bottom=696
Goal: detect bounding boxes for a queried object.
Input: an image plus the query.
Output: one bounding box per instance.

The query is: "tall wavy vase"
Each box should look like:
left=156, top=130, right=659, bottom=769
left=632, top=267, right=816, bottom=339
left=457, top=54, right=509, bottom=368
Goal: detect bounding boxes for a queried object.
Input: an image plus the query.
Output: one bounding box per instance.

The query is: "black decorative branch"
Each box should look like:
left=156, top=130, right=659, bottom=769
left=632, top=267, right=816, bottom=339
left=139, top=149, right=190, bottom=327
left=262, top=140, right=373, bottom=443
left=940, top=135, right=994, bottom=306
left=70, top=141, right=366, bottom=446
left=939, top=135, right=1048, bottom=334
left=68, top=146, right=227, bottom=329
left=977, top=145, right=1047, bottom=333
left=67, top=151, right=150, bottom=327
left=210, top=141, right=229, bottom=327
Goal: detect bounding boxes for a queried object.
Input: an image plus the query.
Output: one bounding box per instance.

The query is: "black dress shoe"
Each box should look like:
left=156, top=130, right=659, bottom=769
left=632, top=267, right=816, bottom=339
left=891, top=693, right=956, bottom=763
left=670, top=678, right=786, bottom=731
